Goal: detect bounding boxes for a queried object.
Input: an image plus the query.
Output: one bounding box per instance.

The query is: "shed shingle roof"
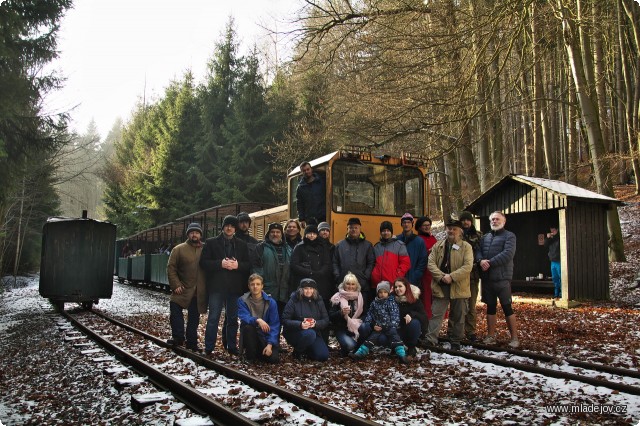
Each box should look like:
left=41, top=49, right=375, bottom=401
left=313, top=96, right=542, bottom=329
left=511, top=175, right=619, bottom=203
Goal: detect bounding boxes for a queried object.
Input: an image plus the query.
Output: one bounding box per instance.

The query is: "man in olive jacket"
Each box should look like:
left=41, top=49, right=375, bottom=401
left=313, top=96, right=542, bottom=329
left=167, top=222, right=208, bottom=351
left=425, top=219, right=473, bottom=350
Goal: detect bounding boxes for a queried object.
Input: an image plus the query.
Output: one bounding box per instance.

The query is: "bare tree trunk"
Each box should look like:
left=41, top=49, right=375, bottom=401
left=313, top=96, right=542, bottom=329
left=567, top=75, right=579, bottom=185
left=621, top=0, right=640, bottom=193
left=13, top=177, right=25, bottom=277
left=556, top=0, right=626, bottom=261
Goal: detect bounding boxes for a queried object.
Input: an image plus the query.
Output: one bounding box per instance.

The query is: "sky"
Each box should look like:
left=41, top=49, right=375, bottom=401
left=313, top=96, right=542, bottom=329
left=45, top=0, right=300, bottom=140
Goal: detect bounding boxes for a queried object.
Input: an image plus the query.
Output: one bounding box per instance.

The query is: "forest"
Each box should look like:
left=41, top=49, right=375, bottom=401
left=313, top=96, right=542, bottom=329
left=1, top=0, right=639, bottom=274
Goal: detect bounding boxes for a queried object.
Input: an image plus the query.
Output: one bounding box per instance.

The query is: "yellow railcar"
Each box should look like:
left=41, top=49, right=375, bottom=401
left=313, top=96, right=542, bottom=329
left=250, top=147, right=429, bottom=245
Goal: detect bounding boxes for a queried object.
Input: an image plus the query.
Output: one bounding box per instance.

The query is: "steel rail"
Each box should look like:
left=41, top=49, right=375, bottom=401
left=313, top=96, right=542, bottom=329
left=90, top=308, right=380, bottom=426
left=429, top=343, right=640, bottom=396
left=62, top=310, right=257, bottom=426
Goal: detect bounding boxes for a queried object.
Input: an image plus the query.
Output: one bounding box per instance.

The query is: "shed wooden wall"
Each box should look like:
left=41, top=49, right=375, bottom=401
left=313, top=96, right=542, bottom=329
left=564, top=200, right=609, bottom=300
left=470, top=178, right=611, bottom=301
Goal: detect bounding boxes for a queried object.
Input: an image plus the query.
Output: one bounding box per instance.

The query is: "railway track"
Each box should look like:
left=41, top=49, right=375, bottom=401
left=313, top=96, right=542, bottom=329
left=432, top=339, right=640, bottom=396
left=62, top=306, right=379, bottom=426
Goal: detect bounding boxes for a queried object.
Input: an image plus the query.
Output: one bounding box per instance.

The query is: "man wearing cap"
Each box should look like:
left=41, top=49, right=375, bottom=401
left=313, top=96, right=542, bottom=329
left=333, top=217, right=375, bottom=309
left=397, top=213, right=428, bottom=290
left=458, top=211, right=483, bottom=341
left=200, top=215, right=251, bottom=356
left=254, top=222, right=292, bottom=317
left=166, top=223, right=208, bottom=351
left=371, top=221, right=410, bottom=289
left=296, top=161, right=326, bottom=228
left=426, top=219, right=473, bottom=350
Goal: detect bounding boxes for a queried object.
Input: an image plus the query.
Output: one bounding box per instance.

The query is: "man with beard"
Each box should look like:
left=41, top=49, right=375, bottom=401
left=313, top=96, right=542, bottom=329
left=476, top=211, right=519, bottom=348
left=166, top=222, right=208, bottom=351
left=254, top=222, right=292, bottom=317
left=200, top=215, right=251, bottom=356
left=235, top=211, right=258, bottom=266
left=425, top=219, right=473, bottom=350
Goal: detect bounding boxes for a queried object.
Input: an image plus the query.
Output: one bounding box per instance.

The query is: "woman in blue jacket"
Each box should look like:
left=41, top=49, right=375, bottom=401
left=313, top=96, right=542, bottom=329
left=282, top=278, right=330, bottom=361
left=238, top=274, right=280, bottom=363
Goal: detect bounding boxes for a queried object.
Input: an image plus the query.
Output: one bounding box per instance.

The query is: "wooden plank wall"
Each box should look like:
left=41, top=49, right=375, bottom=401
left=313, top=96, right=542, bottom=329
left=564, top=201, right=609, bottom=300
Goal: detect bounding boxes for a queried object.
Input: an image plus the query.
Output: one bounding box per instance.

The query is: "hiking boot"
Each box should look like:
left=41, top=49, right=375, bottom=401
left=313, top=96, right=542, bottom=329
left=450, top=343, right=461, bottom=351
left=482, top=335, right=497, bottom=345
left=466, top=333, right=477, bottom=342
left=508, top=338, right=520, bottom=348
left=186, top=344, right=202, bottom=352
left=166, top=338, right=184, bottom=347
left=349, top=345, right=369, bottom=360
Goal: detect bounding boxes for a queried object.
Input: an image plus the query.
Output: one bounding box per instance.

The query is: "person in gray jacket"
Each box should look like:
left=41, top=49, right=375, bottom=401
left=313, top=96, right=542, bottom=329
left=475, top=211, right=519, bottom=348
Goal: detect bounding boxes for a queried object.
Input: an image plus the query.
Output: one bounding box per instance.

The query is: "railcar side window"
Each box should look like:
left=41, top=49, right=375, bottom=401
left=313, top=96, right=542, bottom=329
left=332, top=160, right=423, bottom=216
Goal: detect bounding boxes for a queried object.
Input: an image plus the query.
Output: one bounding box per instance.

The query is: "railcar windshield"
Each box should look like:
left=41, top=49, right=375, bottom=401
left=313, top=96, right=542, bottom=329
left=331, top=160, right=423, bottom=216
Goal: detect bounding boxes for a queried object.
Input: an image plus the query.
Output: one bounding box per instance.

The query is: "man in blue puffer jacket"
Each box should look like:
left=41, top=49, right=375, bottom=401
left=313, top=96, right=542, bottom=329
left=475, top=211, right=520, bottom=348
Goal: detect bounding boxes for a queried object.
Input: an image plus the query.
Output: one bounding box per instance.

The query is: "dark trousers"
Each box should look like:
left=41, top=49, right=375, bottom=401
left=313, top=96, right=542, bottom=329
left=170, top=297, right=199, bottom=347
left=359, top=323, right=404, bottom=349
left=240, top=323, right=279, bottom=363
left=283, top=329, right=329, bottom=361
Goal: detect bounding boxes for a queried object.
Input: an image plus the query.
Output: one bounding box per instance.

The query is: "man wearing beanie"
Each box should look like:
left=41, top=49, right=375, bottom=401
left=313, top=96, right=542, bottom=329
left=166, top=223, right=207, bottom=351
left=397, top=213, right=428, bottom=294
left=371, top=220, right=410, bottom=290
left=235, top=212, right=258, bottom=245
left=458, top=211, right=483, bottom=341
left=200, top=215, right=250, bottom=356
left=415, top=216, right=438, bottom=318
left=333, top=217, right=375, bottom=309
left=317, top=221, right=335, bottom=261
left=254, top=222, right=292, bottom=317
left=290, top=224, right=333, bottom=314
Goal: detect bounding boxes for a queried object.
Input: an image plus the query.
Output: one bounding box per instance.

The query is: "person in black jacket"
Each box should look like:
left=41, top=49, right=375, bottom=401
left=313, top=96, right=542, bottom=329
left=200, top=215, right=251, bottom=356
left=290, top=224, right=333, bottom=311
left=393, top=277, right=428, bottom=358
left=282, top=278, right=330, bottom=361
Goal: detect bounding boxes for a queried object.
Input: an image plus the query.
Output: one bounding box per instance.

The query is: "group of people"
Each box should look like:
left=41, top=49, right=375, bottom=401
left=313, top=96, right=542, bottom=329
left=165, top=207, right=521, bottom=364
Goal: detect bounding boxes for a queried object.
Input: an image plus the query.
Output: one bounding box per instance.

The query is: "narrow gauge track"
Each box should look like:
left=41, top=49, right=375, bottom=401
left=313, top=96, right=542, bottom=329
left=61, top=308, right=256, bottom=426
left=432, top=339, right=640, bottom=396
left=71, top=307, right=379, bottom=426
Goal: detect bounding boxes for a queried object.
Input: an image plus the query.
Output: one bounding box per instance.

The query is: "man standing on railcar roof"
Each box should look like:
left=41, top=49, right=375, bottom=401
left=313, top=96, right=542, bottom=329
left=476, top=211, right=519, bottom=348
left=166, top=222, right=208, bottom=351
left=296, top=161, right=326, bottom=228
left=200, top=215, right=251, bottom=356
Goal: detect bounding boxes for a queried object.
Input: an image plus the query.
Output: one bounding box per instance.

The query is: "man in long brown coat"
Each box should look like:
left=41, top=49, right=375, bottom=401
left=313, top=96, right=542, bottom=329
left=167, top=222, right=207, bottom=351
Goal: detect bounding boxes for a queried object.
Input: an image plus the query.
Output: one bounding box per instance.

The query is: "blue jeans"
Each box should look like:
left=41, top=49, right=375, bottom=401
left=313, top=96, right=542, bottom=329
left=169, top=297, right=199, bottom=347
left=334, top=328, right=357, bottom=355
left=283, top=329, right=329, bottom=361
left=551, top=261, right=561, bottom=297
left=205, top=291, right=241, bottom=353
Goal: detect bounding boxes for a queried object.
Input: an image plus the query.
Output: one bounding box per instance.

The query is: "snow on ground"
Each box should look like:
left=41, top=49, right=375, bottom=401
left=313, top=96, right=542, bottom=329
left=2, top=187, right=640, bottom=425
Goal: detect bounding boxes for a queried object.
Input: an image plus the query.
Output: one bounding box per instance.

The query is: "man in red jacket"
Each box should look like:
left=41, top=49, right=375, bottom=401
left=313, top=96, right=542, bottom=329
left=371, top=221, right=410, bottom=291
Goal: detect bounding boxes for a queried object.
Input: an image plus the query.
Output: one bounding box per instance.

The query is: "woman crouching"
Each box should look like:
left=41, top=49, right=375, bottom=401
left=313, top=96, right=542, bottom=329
left=282, top=278, right=330, bottom=361
left=393, top=277, right=428, bottom=359
left=329, top=272, right=364, bottom=356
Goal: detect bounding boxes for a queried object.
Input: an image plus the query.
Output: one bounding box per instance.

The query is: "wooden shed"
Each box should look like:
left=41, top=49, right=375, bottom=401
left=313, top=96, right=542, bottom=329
left=465, top=175, right=621, bottom=302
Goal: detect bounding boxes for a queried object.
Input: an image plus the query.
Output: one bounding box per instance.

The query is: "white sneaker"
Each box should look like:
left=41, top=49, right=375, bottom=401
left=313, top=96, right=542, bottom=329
left=508, top=339, right=520, bottom=348
left=482, top=335, right=497, bottom=345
